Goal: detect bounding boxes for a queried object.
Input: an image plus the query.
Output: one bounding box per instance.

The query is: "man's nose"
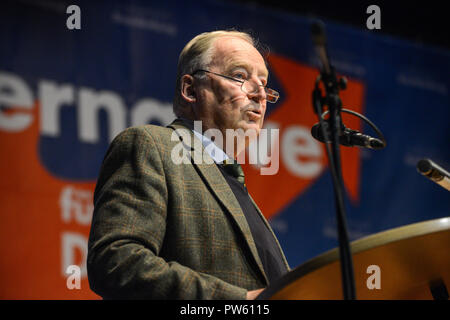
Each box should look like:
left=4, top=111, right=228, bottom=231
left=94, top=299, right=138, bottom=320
left=247, top=83, right=267, bottom=102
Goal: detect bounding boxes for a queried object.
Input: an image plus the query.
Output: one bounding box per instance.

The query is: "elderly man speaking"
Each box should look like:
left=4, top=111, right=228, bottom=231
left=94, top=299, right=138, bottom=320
left=87, top=30, right=290, bottom=300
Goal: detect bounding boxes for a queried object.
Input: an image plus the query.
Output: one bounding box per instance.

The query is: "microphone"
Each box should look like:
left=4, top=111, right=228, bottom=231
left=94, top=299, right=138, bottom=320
left=417, top=159, right=450, bottom=191
left=311, top=21, right=331, bottom=75
left=311, top=122, right=385, bottom=149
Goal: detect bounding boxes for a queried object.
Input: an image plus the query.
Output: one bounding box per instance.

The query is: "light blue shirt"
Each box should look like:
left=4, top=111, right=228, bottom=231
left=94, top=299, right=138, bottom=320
left=192, top=129, right=230, bottom=164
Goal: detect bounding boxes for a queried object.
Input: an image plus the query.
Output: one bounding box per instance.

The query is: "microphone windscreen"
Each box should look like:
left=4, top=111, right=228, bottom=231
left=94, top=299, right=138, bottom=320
left=417, top=159, right=433, bottom=175
left=369, top=138, right=385, bottom=150
left=417, top=159, right=450, bottom=179
left=311, top=21, right=327, bottom=46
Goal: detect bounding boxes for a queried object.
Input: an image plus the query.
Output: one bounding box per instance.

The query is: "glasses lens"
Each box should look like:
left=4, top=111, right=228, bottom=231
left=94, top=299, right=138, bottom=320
left=241, top=80, right=257, bottom=94
left=241, top=80, right=279, bottom=103
left=265, top=88, right=279, bottom=103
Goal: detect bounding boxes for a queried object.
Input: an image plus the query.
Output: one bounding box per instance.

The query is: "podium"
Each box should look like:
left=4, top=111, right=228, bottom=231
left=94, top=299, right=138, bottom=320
left=259, top=217, right=450, bottom=300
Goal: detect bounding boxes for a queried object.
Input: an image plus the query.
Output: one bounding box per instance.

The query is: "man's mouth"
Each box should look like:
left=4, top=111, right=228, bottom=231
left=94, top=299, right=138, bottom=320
left=245, top=109, right=261, bottom=120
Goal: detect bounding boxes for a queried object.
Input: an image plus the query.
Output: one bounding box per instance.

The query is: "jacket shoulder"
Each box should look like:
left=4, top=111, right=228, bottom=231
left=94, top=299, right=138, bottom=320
left=111, top=124, right=182, bottom=146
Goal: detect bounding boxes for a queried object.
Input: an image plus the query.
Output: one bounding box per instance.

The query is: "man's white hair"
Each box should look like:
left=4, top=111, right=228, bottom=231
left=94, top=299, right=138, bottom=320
left=173, top=30, right=260, bottom=117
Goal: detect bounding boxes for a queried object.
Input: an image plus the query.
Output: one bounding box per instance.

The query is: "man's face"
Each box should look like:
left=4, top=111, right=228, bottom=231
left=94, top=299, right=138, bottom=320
left=194, top=36, right=269, bottom=140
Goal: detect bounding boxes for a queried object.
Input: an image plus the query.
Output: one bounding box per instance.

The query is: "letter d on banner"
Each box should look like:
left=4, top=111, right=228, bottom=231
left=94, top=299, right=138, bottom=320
left=62, top=232, right=88, bottom=279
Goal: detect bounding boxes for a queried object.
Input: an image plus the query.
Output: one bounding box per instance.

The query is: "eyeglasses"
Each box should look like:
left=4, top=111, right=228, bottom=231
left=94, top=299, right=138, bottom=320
left=192, top=69, right=280, bottom=103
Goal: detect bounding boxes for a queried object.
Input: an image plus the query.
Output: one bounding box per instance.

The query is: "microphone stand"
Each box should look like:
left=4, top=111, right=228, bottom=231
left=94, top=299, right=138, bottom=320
left=311, top=23, right=356, bottom=300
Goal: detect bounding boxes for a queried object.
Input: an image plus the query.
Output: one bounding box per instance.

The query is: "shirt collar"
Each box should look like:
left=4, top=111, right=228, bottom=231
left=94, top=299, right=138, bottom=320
left=177, top=117, right=230, bottom=164
left=191, top=129, right=230, bottom=164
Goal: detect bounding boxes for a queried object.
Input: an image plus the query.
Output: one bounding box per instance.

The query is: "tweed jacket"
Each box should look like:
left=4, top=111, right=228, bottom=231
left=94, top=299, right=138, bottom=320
left=87, top=119, right=290, bottom=299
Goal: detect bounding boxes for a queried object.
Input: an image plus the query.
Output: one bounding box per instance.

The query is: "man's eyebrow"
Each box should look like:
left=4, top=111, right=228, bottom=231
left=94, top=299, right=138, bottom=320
left=225, top=62, right=250, bottom=72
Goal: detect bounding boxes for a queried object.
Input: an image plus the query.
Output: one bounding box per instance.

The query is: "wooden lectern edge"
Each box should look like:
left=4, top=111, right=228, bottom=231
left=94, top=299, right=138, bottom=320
left=258, top=216, right=450, bottom=300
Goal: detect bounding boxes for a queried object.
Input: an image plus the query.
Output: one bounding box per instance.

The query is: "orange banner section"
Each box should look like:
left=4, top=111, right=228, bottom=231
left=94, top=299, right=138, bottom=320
left=0, top=101, right=99, bottom=299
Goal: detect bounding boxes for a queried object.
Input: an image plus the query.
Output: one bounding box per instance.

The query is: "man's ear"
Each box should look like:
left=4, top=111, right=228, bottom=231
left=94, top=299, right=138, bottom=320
left=180, top=74, right=196, bottom=103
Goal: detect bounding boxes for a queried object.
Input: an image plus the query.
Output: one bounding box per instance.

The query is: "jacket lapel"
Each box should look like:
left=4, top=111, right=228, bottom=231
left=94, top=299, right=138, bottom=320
left=168, top=119, right=268, bottom=284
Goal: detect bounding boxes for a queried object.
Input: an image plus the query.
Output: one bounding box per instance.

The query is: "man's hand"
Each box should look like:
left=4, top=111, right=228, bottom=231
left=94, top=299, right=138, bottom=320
left=246, top=288, right=264, bottom=300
